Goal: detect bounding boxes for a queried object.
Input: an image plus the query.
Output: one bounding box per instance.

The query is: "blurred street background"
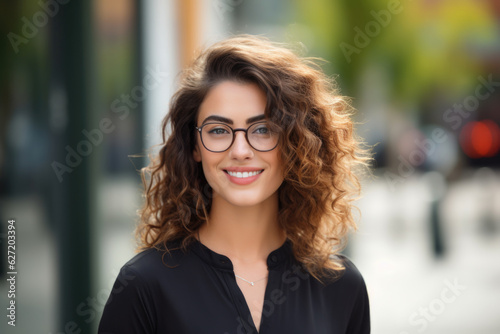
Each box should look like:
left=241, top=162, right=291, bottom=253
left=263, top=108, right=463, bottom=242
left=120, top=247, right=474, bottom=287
left=1, top=0, right=499, bottom=333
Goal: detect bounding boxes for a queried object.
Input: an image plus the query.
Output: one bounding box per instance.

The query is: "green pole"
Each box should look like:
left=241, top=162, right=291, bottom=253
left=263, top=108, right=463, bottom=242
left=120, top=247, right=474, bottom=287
left=54, top=1, right=94, bottom=333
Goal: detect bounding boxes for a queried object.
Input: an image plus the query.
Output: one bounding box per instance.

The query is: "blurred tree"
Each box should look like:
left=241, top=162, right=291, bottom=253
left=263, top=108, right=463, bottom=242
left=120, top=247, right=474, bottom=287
left=293, top=0, right=497, bottom=105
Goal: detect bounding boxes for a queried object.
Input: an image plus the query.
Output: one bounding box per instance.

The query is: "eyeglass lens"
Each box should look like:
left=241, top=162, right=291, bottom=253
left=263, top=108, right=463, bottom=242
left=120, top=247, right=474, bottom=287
left=200, top=122, right=278, bottom=152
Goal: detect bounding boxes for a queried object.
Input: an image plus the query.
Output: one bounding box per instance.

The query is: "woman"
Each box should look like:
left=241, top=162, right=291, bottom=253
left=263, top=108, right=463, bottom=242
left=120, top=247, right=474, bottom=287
left=99, top=35, right=371, bottom=334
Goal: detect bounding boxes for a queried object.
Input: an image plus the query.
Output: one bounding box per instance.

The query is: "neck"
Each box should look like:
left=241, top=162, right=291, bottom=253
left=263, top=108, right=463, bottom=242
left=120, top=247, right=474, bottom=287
left=197, top=193, right=286, bottom=264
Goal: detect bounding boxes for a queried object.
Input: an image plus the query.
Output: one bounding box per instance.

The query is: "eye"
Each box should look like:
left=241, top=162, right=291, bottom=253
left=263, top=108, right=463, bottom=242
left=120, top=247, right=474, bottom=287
left=252, top=124, right=271, bottom=135
left=209, top=128, right=229, bottom=135
left=205, top=124, right=232, bottom=135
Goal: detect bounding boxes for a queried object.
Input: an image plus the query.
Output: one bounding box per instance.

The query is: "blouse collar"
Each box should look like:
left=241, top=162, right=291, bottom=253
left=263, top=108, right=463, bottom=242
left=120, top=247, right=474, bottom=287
left=191, top=238, right=293, bottom=271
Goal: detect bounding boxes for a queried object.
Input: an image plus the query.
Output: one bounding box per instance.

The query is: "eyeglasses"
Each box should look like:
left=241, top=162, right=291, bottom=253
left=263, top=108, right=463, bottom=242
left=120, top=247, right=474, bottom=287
left=195, top=122, right=279, bottom=152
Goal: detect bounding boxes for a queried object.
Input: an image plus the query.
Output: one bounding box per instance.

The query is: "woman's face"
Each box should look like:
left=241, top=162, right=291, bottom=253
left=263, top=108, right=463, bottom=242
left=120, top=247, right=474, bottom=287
left=193, top=80, right=284, bottom=208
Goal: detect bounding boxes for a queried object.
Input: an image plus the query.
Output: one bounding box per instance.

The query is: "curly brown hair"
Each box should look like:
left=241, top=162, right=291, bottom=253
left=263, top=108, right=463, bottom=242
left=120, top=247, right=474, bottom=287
left=136, top=35, right=371, bottom=281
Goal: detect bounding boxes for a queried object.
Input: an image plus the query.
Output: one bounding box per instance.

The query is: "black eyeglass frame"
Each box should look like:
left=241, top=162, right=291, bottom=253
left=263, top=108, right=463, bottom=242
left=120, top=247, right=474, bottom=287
left=195, top=121, right=279, bottom=153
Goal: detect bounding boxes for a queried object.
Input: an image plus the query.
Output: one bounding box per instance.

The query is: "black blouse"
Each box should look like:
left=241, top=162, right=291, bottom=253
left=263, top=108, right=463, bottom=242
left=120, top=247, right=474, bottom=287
left=98, top=238, right=370, bottom=334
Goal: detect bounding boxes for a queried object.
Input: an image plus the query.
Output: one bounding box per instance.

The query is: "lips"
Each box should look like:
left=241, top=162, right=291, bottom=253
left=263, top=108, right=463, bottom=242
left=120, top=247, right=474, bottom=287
left=225, top=170, right=263, bottom=178
left=223, top=168, right=264, bottom=184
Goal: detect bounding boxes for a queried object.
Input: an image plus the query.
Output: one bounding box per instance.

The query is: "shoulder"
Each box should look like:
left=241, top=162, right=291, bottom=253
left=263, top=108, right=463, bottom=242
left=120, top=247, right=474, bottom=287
left=104, top=240, right=194, bottom=306
left=100, top=240, right=197, bottom=333
left=318, top=254, right=368, bottom=294
left=336, top=254, right=366, bottom=286
left=334, top=255, right=371, bottom=333
left=320, top=255, right=370, bottom=326
left=118, top=239, right=193, bottom=282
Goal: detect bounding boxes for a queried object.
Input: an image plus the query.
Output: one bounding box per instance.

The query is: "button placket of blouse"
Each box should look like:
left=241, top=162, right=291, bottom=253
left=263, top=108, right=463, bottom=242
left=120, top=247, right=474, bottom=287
left=220, top=261, right=259, bottom=334
left=211, top=255, right=253, bottom=330
left=226, top=256, right=276, bottom=334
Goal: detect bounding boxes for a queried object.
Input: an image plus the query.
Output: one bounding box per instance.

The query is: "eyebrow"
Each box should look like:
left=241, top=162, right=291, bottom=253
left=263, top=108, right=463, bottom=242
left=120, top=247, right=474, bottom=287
left=201, top=114, right=266, bottom=125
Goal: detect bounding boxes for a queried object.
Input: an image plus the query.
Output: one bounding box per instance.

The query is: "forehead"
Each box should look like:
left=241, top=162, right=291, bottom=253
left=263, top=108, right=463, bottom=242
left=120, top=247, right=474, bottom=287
left=197, top=81, right=267, bottom=124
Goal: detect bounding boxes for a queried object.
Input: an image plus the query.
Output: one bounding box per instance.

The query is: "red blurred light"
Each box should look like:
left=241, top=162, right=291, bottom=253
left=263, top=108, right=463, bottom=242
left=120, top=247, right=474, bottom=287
left=471, top=122, right=492, bottom=157
left=460, top=120, right=500, bottom=158
left=484, top=120, right=500, bottom=157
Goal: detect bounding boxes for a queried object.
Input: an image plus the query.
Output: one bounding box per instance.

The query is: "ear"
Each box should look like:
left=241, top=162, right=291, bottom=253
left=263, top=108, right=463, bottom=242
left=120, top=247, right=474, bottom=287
left=193, top=143, right=202, bottom=162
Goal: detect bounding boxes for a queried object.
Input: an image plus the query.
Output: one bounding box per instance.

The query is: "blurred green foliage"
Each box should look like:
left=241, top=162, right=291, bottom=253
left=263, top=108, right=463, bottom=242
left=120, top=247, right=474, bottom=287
left=292, top=0, right=498, bottom=108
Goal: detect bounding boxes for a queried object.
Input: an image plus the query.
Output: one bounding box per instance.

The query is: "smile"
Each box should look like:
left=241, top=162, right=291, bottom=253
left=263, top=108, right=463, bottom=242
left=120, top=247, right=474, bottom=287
left=224, top=170, right=263, bottom=178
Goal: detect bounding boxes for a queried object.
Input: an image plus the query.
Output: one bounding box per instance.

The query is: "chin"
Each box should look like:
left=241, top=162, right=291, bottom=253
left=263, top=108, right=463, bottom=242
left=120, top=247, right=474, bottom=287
left=224, top=190, right=278, bottom=209
left=231, top=199, right=264, bottom=208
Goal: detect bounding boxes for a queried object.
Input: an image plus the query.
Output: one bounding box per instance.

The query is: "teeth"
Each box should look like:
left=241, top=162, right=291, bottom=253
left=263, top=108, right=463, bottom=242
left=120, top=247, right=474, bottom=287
left=226, top=170, right=262, bottom=178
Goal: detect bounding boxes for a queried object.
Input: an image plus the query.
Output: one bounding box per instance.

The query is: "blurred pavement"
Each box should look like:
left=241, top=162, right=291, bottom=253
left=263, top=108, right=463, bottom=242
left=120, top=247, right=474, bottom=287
left=353, top=169, right=500, bottom=334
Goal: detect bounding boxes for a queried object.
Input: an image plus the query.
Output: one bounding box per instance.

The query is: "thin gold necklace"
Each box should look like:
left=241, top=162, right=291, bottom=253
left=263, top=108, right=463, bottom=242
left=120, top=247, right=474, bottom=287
left=234, top=274, right=268, bottom=286
left=198, top=229, right=268, bottom=287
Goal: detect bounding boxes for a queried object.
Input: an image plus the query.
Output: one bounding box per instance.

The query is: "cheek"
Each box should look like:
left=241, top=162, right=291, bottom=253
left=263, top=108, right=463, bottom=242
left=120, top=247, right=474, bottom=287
left=270, top=152, right=285, bottom=178
left=199, top=154, right=213, bottom=179
left=199, top=154, right=226, bottom=190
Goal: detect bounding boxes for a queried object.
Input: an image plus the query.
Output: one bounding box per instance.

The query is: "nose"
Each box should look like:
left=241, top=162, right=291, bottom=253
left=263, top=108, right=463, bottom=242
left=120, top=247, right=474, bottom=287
left=229, top=131, right=254, bottom=160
